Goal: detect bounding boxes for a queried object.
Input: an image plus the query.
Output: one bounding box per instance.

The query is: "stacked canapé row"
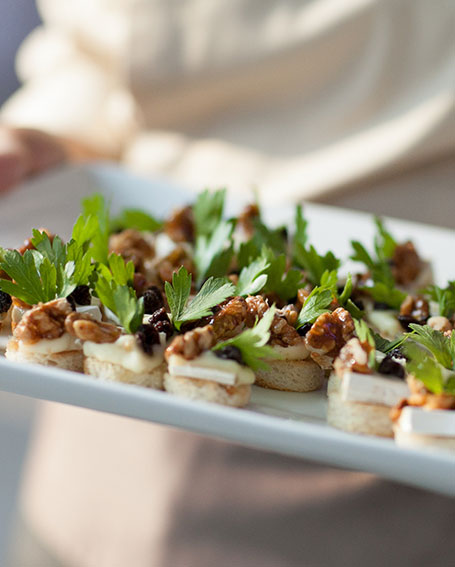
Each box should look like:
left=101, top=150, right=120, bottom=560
left=0, top=191, right=454, bottom=452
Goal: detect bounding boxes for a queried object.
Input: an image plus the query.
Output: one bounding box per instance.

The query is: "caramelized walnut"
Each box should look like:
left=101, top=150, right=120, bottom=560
left=276, top=304, right=299, bottom=327
left=305, top=307, right=355, bottom=369
left=164, top=205, right=195, bottom=243
left=165, top=325, right=216, bottom=360
left=245, top=295, right=303, bottom=347
left=391, top=241, right=421, bottom=286
left=65, top=311, right=120, bottom=343
left=14, top=298, right=73, bottom=344
left=334, top=338, right=372, bottom=377
left=391, top=375, right=455, bottom=422
left=109, top=229, right=154, bottom=272
left=155, top=245, right=195, bottom=284
left=398, top=295, right=429, bottom=330
left=211, top=297, right=247, bottom=340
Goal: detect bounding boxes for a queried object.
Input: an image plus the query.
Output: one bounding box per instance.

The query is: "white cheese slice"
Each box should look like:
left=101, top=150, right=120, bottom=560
left=76, top=305, right=102, bottom=321
left=168, top=352, right=255, bottom=386
left=398, top=406, right=455, bottom=437
left=341, top=372, right=409, bottom=407
left=272, top=343, right=309, bottom=360
left=366, top=310, right=402, bottom=339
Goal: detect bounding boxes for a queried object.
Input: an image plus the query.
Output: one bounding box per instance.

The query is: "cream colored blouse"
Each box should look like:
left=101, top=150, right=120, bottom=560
left=1, top=0, right=454, bottom=203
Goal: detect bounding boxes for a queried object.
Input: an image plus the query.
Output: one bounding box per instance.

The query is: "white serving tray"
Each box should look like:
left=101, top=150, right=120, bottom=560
left=0, top=163, right=454, bottom=496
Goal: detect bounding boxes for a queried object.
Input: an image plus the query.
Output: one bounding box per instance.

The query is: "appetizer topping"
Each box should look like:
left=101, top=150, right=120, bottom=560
left=390, top=241, right=421, bottom=285
left=427, top=316, right=452, bottom=333
left=423, top=281, right=455, bottom=319
left=165, top=267, right=235, bottom=331
left=211, top=297, right=248, bottom=340
left=109, top=229, right=154, bottom=272
left=135, top=323, right=161, bottom=355
left=214, top=345, right=244, bottom=365
left=0, top=290, right=12, bottom=314
left=156, top=245, right=195, bottom=284
left=305, top=307, right=355, bottom=368
left=14, top=298, right=73, bottom=344
left=17, top=228, right=54, bottom=255
left=245, top=295, right=302, bottom=346
left=65, top=311, right=121, bottom=344
left=334, top=338, right=372, bottom=376
left=142, top=286, right=164, bottom=314
left=164, top=205, right=195, bottom=243
left=276, top=304, right=299, bottom=327
left=398, top=295, right=429, bottom=330
left=132, top=272, right=148, bottom=297
left=165, top=325, right=216, bottom=360
left=67, top=285, right=91, bottom=307
left=147, top=307, right=173, bottom=339
left=377, top=352, right=405, bottom=379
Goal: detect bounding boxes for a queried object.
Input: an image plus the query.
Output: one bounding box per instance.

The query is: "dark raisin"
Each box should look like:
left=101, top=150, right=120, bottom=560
left=0, top=291, right=12, bottom=314
left=135, top=324, right=160, bottom=355
left=397, top=314, right=421, bottom=331
left=378, top=356, right=405, bottom=379
left=214, top=345, right=244, bottom=365
left=154, top=319, right=173, bottom=339
left=297, top=322, right=313, bottom=337
left=148, top=307, right=169, bottom=325
left=66, top=295, right=77, bottom=311
left=68, top=285, right=91, bottom=306
left=143, top=286, right=164, bottom=313
left=374, top=301, right=392, bottom=311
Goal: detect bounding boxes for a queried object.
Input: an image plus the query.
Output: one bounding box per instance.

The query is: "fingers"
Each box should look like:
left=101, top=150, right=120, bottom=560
left=0, top=126, right=66, bottom=193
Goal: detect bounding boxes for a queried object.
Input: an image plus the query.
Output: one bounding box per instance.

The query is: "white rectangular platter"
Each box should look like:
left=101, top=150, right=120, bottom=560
left=0, top=163, right=454, bottom=496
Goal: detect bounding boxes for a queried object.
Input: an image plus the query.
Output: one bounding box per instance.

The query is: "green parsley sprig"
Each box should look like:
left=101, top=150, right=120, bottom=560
left=165, top=266, right=235, bottom=331
left=110, top=209, right=162, bottom=234
left=261, top=247, right=304, bottom=301
left=194, top=220, right=235, bottom=287
left=235, top=256, right=269, bottom=297
left=212, top=306, right=280, bottom=370
left=423, top=282, right=455, bottom=319
left=193, top=188, right=226, bottom=238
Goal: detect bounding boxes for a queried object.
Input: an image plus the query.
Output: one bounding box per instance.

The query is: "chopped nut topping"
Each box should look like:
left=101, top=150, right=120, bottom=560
left=245, top=295, right=303, bottom=346
left=276, top=304, right=299, bottom=327
left=400, top=295, right=429, bottom=320
left=109, top=229, right=154, bottom=272
left=334, top=338, right=372, bottom=377
left=391, top=241, right=422, bottom=285
left=165, top=325, right=216, bottom=360
left=305, top=307, right=355, bottom=369
left=296, top=287, right=312, bottom=310
left=164, top=205, right=195, bottom=243
left=211, top=297, right=247, bottom=340
left=14, top=298, right=73, bottom=344
left=391, top=376, right=455, bottom=421
left=65, top=311, right=120, bottom=343
left=154, top=245, right=195, bottom=285
left=427, top=316, right=453, bottom=333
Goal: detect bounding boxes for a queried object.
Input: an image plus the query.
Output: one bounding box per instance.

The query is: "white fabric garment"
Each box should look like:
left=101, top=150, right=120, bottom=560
left=1, top=0, right=454, bottom=202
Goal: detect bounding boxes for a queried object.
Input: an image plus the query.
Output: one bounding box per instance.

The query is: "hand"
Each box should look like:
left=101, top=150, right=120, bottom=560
left=0, top=126, right=66, bottom=193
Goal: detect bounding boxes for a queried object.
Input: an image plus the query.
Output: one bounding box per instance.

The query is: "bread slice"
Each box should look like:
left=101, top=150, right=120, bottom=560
left=84, top=356, right=165, bottom=389
left=393, top=426, right=455, bottom=453
left=327, top=373, right=394, bottom=437
left=255, top=359, right=324, bottom=393
left=5, top=342, right=84, bottom=373
left=164, top=373, right=251, bottom=407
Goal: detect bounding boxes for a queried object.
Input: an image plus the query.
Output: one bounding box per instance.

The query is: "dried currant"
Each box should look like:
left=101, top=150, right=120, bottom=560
left=68, top=285, right=91, bottom=306
left=135, top=324, right=160, bottom=355
left=378, top=354, right=405, bottom=379
left=143, top=286, right=164, bottom=314
left=214, top=345, right=244, bottom=365
left=0, top=291, right=12, bottom=313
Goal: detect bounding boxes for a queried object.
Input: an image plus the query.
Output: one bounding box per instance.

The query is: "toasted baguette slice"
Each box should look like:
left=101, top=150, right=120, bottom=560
left=164, top=373, right=250, bottom=407
left=5, top=343, right=84, bottom=373
left=327, top=373, right=394, bottom=437
left=84, top=356, right=165, bottom=389
left=255, top=359, right=324, bottom=393
left=393, top=427, right=455, bottom=453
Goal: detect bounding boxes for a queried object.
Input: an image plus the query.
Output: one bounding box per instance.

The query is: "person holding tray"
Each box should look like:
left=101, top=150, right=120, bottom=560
left=1, top=1, right=455, bottom=566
